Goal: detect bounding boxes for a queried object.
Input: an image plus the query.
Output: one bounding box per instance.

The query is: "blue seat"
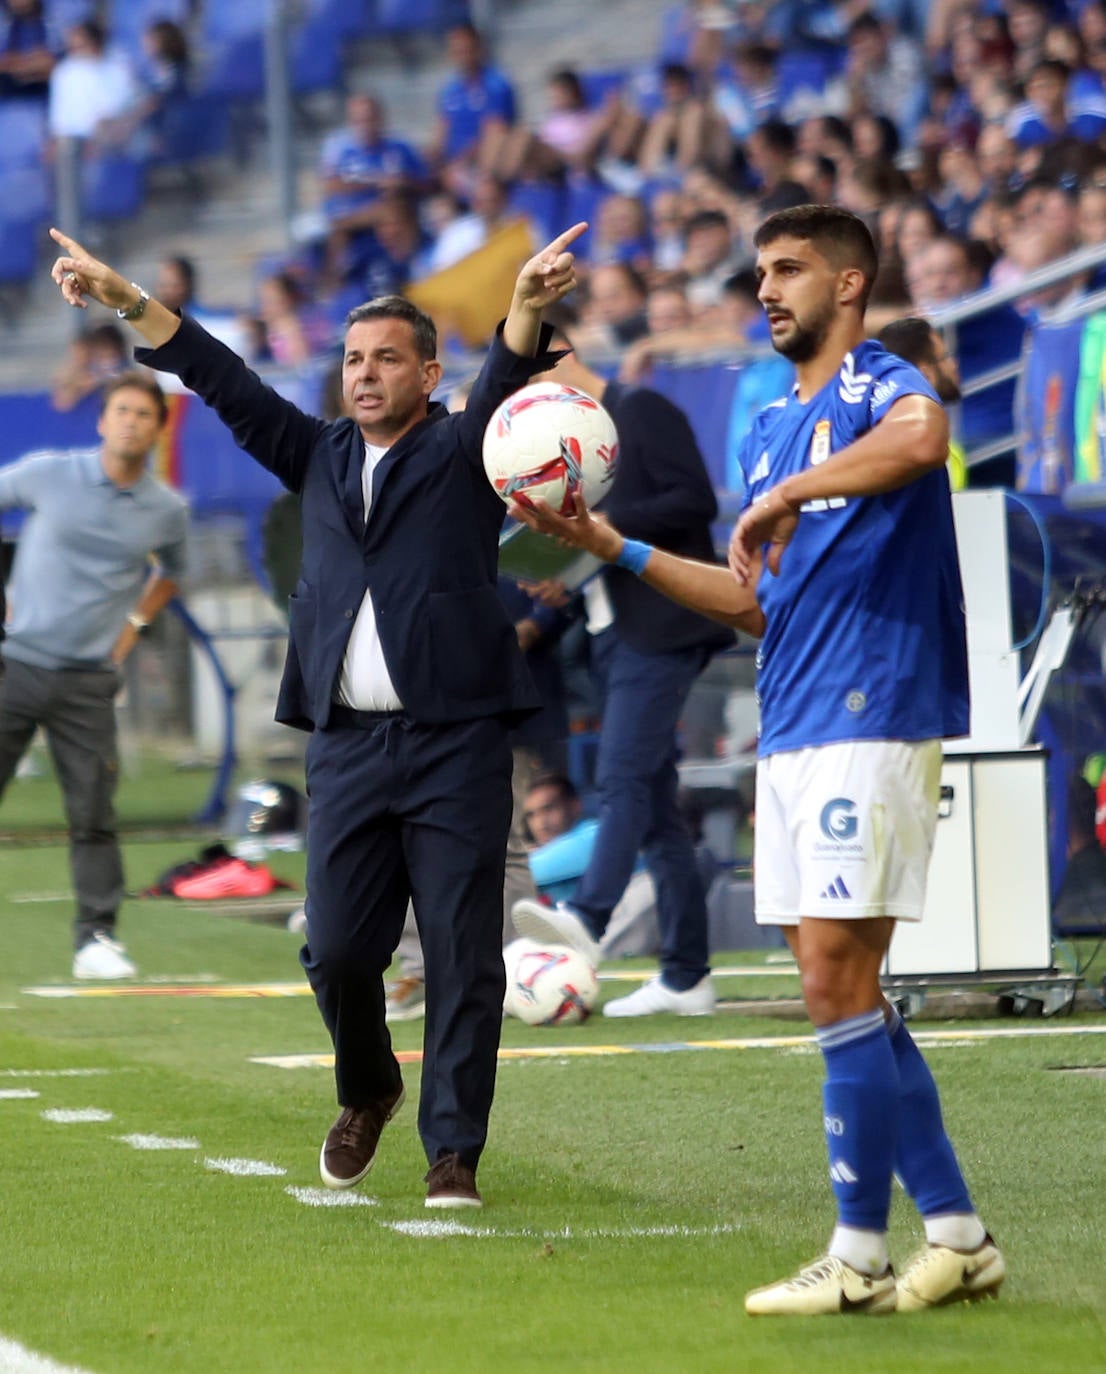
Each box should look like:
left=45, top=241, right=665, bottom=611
left=579, top=67, right=628, bottom=110
left=201, top=0, right=269, bottom=42
left=370, top=0, right=470, bottom=33
left=153, top=93, right=231, bottom=164
left=199, top=33, right=266, bottom=103
left=303, top=0, right=373, bottom=40
left=0, top=217, right=39, bottom=285
left=289, top=17, right=344, bottom=94
left=80, top=150, right=145, bottom=222
left=0, top=103, right=48, bottom=168
left=507, top=182, right=565, bottom=248
left=107, top=0, right=190, bottom=50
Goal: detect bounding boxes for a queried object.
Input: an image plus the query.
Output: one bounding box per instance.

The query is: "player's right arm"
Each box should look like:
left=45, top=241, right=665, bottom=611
left=508, top=491, right=766, bottom=637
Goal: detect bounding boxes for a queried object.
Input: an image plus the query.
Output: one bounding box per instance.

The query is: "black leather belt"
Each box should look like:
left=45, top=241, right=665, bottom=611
left=329, top=704, right=404, bottom=729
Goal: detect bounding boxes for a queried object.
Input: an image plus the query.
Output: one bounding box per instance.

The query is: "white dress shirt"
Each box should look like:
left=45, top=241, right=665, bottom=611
left=334, top=442, right=404, bottom=710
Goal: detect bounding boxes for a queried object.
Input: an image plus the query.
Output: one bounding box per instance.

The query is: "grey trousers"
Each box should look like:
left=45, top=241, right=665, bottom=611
left=396, top=744, right=541, bottom=981
left=0, top=658, right=124, bottom=949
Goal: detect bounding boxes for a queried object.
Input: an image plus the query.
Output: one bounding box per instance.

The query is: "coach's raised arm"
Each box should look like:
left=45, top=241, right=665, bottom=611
left=509, top=490, right=766, bottom=637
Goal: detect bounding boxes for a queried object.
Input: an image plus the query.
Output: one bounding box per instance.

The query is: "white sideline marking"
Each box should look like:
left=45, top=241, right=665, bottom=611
left=0, top=1332, right=97, bottom=1372
left=204, top=1158, right=286, bottom=1177
left=251, top=1022, right=1106, bottom=1072
left=286, top=1187, right=378, bottom=1208
left=386, top=1220, right=741, bottom=1240
left=0, top=1069, right=110, bottom=1078
left=40, top=1109, right=113, bottom=1124
left=116, top=1134, right=200, bottom=1151
left=0, top=1089, right=39, bottom=1100
left=10, top=892, right=72, bottom=903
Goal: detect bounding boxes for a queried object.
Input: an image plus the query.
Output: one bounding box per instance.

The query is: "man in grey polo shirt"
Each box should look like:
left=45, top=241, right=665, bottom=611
left=0, top=371, right=188, bottom=979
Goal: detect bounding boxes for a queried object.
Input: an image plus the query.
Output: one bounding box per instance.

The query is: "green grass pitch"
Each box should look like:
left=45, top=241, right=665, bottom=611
left=0, top=760, right=1104, bottom=1372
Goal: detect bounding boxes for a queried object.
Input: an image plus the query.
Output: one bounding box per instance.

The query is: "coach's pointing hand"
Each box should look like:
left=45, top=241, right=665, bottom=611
left=49, top=227, right=181, bottom=348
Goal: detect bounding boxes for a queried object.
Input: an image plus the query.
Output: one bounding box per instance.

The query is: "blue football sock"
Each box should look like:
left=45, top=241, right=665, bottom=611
left=816, top=1009, right=900, bottom=1232
left=886, top=1009, right=975, bottom=1219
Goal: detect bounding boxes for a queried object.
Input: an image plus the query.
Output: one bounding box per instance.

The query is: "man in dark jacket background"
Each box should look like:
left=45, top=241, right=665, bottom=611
left=48, top=220, right=586, bottom=1209
left=514, top=319, right=734, bottom=1016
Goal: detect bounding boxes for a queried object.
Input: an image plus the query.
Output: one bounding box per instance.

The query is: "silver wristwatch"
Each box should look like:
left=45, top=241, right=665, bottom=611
left=117, top=284, right=150, bottom=321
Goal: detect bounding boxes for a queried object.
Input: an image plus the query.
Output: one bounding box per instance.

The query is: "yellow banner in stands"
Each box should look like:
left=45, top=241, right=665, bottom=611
left=406, top=218, right=535, bottom=349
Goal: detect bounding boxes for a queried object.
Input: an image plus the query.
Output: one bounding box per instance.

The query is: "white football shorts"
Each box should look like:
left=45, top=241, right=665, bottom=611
left=754, top=739, right=943, bottom=926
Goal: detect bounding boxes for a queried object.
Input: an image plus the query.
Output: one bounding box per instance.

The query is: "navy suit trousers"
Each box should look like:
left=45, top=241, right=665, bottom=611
left=300, top=713, right=512, bottom=1169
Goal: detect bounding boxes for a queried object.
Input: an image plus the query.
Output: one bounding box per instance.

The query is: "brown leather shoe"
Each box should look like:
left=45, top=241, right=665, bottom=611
left=319, top=1085, right=405, bottom=1189
left=424, top=1152, right=482, bottom=1209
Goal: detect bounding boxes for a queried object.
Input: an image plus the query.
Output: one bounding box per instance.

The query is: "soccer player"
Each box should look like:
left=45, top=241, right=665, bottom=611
left=510, top=204, right=1005, bottom=1315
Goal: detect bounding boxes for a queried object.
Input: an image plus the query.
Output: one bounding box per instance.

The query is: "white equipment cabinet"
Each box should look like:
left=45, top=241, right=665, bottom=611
left=886, top=750, right=1052, bottom=977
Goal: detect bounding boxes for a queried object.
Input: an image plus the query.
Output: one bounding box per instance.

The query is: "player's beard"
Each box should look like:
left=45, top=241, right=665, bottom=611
left=771, top=296, right=837, bottom=363
left=934, top=373, right=962, bottom=403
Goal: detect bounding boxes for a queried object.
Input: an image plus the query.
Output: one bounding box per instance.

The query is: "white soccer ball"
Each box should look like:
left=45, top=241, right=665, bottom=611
left=503, top=938, right=599, bottom=1026
left=483, top=381, right=619, bottom=515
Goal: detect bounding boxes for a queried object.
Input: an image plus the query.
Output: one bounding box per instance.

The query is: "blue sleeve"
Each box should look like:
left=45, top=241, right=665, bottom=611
left=868, top=356, right=940, bottom=427
left=529, top=821, right=598, bottom=890
left=0, top=450, right=61, bottom=511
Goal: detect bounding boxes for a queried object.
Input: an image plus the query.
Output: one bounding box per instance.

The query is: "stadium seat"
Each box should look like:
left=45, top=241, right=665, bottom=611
left=0, top=217, right=39, bottom=287
left=578, top=67, right=629, bottom=109
left=303, top=0, right=374, bottom=40
left=153, top=93, right=231, bottom=165
left=370, top=0, right=471, bottom=33
left=289, top=17, right=345, bottom=95
left=199, top=33, right=266, bottom=104
left=107, top=0, right=191, bottom=51
left=776, top=49, right=845, bottom=108
left=80, top=150, right=146, bottom=222
left=0, top=103, right=48, bottom=170
left=200, top=0, right=269, bottom=42
left=507, top=182, right=566, bottom=249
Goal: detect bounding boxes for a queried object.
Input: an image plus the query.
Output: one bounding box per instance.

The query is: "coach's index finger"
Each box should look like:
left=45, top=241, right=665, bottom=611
left=49, top=226, right=86, bottom=260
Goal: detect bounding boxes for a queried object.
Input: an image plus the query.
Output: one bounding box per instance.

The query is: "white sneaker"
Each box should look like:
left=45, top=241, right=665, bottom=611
left=511, top=899, right=601, bottom=969
left=602, top=973, right=715, bottom=1018
left=897, top=1235, right=1005, bottom=1311
left=745, top=1254, right=898, bottom=1316
left=72, top=932, right=136, bottom=981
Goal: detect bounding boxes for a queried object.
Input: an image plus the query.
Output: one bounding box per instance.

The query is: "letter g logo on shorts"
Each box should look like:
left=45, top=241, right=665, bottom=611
left=820, top=797, right=858, bottom=842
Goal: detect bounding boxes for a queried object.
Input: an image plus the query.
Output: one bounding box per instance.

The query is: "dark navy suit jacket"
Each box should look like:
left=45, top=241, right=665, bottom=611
left=598, top=380, right=734, bottom=657
left=138, top=317, right=558, bottom=731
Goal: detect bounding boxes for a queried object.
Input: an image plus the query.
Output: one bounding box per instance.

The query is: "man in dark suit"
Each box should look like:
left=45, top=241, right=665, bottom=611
left=514, top=321, right=735, bottom=1016
left=49, top=220, right=586, bottom=1209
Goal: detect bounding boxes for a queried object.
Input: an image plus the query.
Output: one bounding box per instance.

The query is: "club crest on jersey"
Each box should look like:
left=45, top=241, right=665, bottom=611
left=810, top=419, right=831, bottom=467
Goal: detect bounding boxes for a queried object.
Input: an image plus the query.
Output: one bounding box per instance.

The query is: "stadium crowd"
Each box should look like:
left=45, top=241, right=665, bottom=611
left=5, top=0, right=1106, bottom=490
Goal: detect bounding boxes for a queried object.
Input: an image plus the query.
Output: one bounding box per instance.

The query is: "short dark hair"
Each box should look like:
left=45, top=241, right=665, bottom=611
left=345, top=296, right=437, bottom=360
left=876, top=316, right=939, bottom=368
left=162, top=255, right=195, bottom=296
left=100, top=370, right=169, bottom=425
left=527, top=771, right=579, bottom=804
left=754, top=204, right=879, bottom=309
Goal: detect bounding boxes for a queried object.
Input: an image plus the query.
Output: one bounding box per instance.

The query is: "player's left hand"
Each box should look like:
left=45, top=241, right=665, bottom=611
left=513, top=222, right=588, bottom=311
left=729, top=485, right=800, bottom=583
left=509, top=489, right=622, bottom=563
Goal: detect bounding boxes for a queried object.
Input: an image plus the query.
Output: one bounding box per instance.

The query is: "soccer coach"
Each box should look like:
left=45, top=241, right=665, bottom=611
left=49, top=221, right=586, bottom=1209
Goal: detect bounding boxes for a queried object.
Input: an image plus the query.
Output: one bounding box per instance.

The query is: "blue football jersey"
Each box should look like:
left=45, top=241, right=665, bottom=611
left=737, top=339, right=970, bottom=756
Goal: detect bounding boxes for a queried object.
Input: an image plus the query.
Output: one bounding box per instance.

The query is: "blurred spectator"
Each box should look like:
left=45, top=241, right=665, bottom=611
left=576, top=260, right=650, bottom=348
left=713, top=41, right=779, bottom=143
left=745, top=116, right=798, bottom=195
left=636, top=61, right=731, bottom=181
left=797, top=113, right=854, bottom=169
left=49, top=322, right=127, bottom=412
left=94, top=18, right=190, bottom=154
left=47, top=18, right=138, bottom=142
left=315, top=93, right=425, bottom=289
left=426, top=21, right=516, bottom=198
left=252, top=270, right=331, bottom=367
left=851, top=110, right=901, bottom=164
left=492, top=67, right=602, bottom=183
left=975, top=121, right=1019, bottom=197
left=425, top=171, right=514, bottom=272
left=354, top=190, right=434, bottom=301
left=896, top=196, right=943, bottom=267
left=0, top=0, right=59, bottom=105
left=876, top=315, right=969, bottom=490
left=154, top=254, right=252, bottom=358
left=1006, top=58, right=1106, bottom=148
left=1077, top=177, right=1106, bottom=291
left=649, top=186, right=687, bottom=273
left=1006, top=0, right=1052, bottom=83
left=789, top=150, right=838, bottom=203
left=837, top=155, right=911, bottom=222
left=907, top=231, right=1025, bottom=482
left=822, top=12, right=927, bottom=143
left=935, top=137, right=988, bottom=238
left=590, top=192, right=652, bottom=273
left=681, top=207, right=744, bottom=312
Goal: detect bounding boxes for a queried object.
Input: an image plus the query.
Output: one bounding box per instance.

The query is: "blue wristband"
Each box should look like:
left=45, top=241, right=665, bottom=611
left=615, top=538, right=653, bottom=575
